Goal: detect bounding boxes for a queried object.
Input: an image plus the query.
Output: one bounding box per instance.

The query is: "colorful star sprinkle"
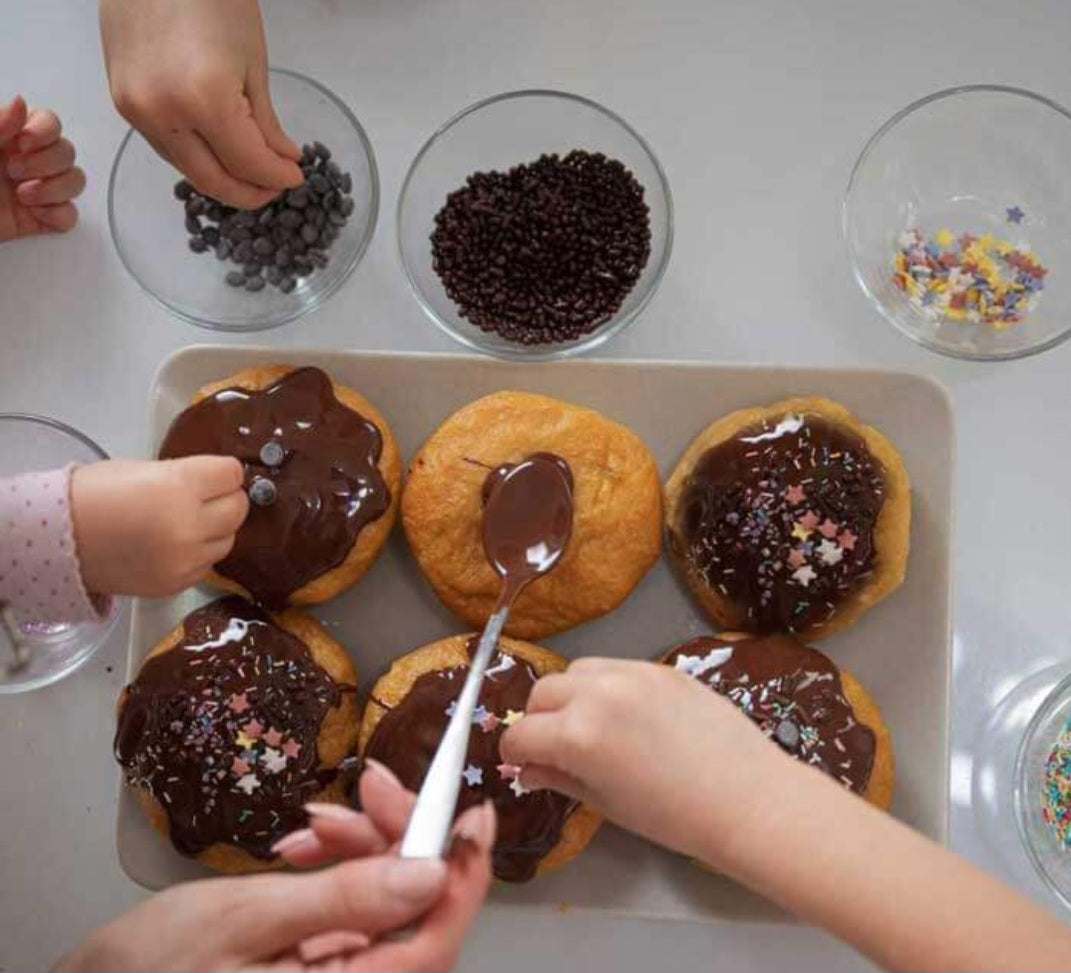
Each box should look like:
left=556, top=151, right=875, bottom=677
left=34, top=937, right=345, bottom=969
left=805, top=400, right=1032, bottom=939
left=472, top=705, right=490, bottom=727
left=783, top=484, right=806, bottom=505
left=892, top=226, right=1047, bottom=328
left=462, top=764, right=484, bottom=787
left=1006, top=205, right=1026, bottom=225
left=236, top=773, right=261, bottom=795
left=479, top=711, right=502, bottom=732
left=501, top=709, right=524, bottom=727
left=497, top=762, right=522, bottom=780
left=792, top=565, right=817, bottom=587
left=234, top=730, right=256, bottom=750
left=261, top=748, right=287, bottom=774
left=1043, top=715, right=1071, bottom=849
left=282, top=739, right=301, bottom=759
left=817, top=539, right=844, bottom=567
left=228, top=692, right=251, bottom=714
left=509, top=777, right=530, bottom=798
left=264, top=727, right=283, bottom=748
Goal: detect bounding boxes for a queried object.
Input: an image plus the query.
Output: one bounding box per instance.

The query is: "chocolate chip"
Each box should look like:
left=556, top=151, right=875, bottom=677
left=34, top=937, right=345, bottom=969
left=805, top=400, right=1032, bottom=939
left=278, top=209, right=303, bottom=229
left=248, top=476, right=277, bottom=506
left=279, top=276, right=296, bottom=293
left=185, top=196, right=206, bottom=217
left=252, top=236, right=275, bottom=256
left=202, top=226, right=220, bottom=246
left=339, top=196, right=355, bottom=217
left=233, top=241, right=253, bottom=263
left=245, top=276, right=266, bottom=292
left=259, top=441, right=285, bottom=467
left=174, top=180, right=193, bottom=201
left=258, top=208, right=276, bottom=226
left=188, top=236, right=208, bottom=253
left=339, top=172, right=353, bottom=194
left=243, top=263, right=262, bottom=277
left=225, top=270, right=246, bottom=287
left=774, top=719, right=801, bottom=750
left=287, top=187, right=310, bottom=209
left=308, top=172, right=330, bottom=195
left=215, top=240, right=232, bottom=260
left=265, top=266, right=283, bottom=285
left=275, top=246, right=292, bottom=268
left=300, top=223, right=319, bottom=246
left=430, top=150, right=651, bottom=345
left=328, top=210, right=347, bottom=227
left=313, top=141, right=330, bottom=161
left=185, top=214, right=202, bottom=235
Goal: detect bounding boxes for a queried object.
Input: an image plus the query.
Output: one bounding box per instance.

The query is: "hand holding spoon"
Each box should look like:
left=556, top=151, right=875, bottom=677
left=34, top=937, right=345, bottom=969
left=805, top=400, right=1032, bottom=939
left=399, top=454, right=574, bottom=859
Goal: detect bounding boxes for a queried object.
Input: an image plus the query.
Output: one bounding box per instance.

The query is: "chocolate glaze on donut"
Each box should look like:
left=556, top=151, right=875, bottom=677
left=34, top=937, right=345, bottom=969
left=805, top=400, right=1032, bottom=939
left=363, top=639, right=576, bottom=882
left=115, top=597, right=351, bottom=860
left=664, top=633, right=876, bottom=794
left=158, top=366, right=390, bottom=608
left=672, top=413, right=885, bottom=633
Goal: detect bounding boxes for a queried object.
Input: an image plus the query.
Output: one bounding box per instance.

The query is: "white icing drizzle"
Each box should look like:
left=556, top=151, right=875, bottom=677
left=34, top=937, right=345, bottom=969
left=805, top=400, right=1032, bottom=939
left=739, top=413, right=805, bottom=444
left=674, top=646, right=733, bottom=678
left=485, top=652, right=517, bottom=680
left=183, top=618, right=266, bottom=653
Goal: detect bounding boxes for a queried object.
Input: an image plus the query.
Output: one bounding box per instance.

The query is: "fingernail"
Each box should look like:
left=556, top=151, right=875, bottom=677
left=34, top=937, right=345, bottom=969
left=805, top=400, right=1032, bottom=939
left=453, top=799, right=497, bottom=852
left=6, top=159, right=23, bottom=179
left=305, top=801, right=361, bottom=822
left=364, top=757, right=403, bottom=790
left=385, top=858, right=446, bottom=903
left=270, top=827, right=314, bottom=855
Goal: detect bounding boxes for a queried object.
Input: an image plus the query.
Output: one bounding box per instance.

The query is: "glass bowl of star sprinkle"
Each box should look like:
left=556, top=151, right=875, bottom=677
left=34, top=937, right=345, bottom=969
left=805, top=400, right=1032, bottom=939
left=844, top=85, right=1071, bottom=361
left=1015, top=672, right=1071, bottom=913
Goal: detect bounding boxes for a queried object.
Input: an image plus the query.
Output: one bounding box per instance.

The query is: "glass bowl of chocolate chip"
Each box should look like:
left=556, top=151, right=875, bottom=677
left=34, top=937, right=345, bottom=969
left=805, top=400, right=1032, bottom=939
left=398, top=89, right=673, bottom=360
left=108, top=68, right=378, bottom=332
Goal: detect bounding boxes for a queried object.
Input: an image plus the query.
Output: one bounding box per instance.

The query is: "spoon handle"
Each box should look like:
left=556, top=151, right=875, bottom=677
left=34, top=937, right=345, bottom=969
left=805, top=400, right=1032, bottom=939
left=399, top=604, right=511, bottom=859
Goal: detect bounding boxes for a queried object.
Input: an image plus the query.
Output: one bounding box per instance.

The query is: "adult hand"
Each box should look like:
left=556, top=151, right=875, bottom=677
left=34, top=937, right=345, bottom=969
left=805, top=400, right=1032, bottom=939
left=57, top=765, right=494, bottom=971
left=72, top=457, right=249, bottom=598
left=99, top=0, right=303, bottom=209
left=500, top=657, right=790, bottom=866
left=0, top=96, right=86, bottom=242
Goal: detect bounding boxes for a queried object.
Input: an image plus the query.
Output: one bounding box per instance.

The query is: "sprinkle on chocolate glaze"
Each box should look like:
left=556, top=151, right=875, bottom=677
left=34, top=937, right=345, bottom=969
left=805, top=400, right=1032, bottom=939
left=673, top=413, right=885, bottom=632
left=363, top=640, right=576, bottom=883
left=115, top=597, right=350, bottom=860
left=158, top=367, right=391, bottom=608
left=665, top=633, right=876, bottom=794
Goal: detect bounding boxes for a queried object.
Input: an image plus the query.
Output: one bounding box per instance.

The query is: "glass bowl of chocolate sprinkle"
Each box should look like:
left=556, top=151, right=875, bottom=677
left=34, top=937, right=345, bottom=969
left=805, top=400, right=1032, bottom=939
left=398, top=90, right=673, bottom=360
left=109, top=68, right=378, bottom=332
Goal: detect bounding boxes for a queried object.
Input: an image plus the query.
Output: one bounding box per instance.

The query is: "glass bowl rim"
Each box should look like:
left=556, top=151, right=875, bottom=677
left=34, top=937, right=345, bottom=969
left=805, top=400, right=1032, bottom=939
left=0, top=412, right=109, bottom=460
left=1014, top=669, right=1071, bottom=912
left=395, top=87, right=675, bottom=362
left=107, top=66, right=380, bottom=334
left=0, top=413, right=117, bottom=695
left=841, top=82, right=1071, bottom=363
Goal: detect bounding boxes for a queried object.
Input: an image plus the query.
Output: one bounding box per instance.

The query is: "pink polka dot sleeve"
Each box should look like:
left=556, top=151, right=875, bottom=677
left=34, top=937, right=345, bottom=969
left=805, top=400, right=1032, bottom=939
left=0, top=465, right=112, bottom=624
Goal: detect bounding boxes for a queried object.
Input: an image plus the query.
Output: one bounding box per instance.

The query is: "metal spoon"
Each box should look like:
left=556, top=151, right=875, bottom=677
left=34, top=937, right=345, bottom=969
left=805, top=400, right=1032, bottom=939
left=399, top=455, right=574, bottom=859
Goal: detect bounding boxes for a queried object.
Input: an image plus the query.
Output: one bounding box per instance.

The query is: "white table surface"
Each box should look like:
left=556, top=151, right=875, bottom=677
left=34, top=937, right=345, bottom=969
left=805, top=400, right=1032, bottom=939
left=2, top=0, right=1070, bottom=969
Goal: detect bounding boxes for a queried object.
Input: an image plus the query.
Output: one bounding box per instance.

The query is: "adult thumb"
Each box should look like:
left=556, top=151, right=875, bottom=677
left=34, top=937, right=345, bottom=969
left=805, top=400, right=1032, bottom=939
left=230, top=855, right=447, bottom=957
left=0, top=96, right=28, bottom=150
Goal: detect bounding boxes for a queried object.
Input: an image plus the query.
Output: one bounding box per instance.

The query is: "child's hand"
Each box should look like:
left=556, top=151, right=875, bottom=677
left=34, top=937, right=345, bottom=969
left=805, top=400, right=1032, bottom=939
left=501, top=658, right=789, bottom=866
left=100, top=0, right=303, bottom=209
left=72, top=457, right=249, bottom=598
left=0, top=96, right=86, bottom=242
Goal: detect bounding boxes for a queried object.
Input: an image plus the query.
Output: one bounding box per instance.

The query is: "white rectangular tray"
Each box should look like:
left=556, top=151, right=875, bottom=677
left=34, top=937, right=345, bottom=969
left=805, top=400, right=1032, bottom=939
left=118, top=345, right=953, bottom=925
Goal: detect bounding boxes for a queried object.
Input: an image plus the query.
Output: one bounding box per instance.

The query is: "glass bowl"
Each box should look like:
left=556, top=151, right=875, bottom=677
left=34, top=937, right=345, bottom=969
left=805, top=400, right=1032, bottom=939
left=844, top=85, right=1071, bottom=361
left=1016, top=671, right=1071, bottom=911
left=109, top=68, right=378, bottom=332
left=397, top=89, right=673, bottom=360
left=0, top=415, right=121, bottom=694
